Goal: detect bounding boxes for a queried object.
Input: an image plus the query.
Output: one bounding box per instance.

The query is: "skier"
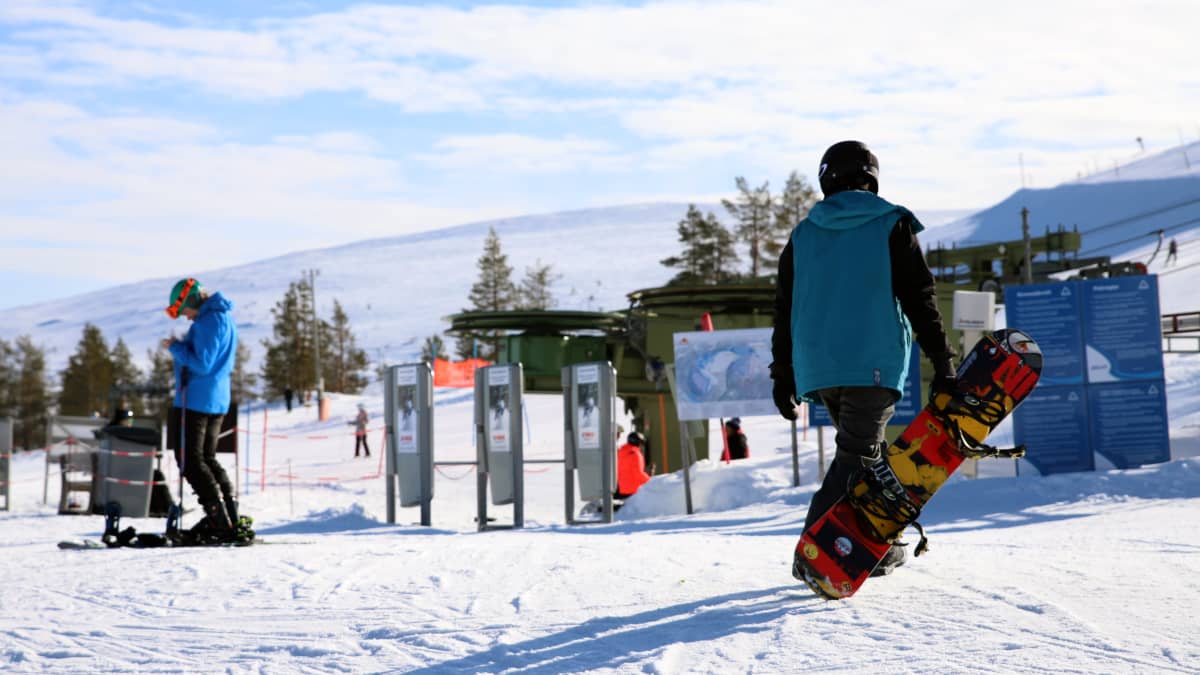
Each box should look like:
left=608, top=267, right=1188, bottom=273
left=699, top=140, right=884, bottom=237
left=163, top=278, right=243, bottom=543
left=723, top=418, right=748, bottom=460
left=352, top=403, right=371, bottom=458
left=770, top=141, right=955, bottom=578
left=1166, top=238, right=1178, bottom=266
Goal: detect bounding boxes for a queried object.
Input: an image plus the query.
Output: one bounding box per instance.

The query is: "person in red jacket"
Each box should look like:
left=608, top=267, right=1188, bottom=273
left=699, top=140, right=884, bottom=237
left=616, top=432, right=653, bottom=499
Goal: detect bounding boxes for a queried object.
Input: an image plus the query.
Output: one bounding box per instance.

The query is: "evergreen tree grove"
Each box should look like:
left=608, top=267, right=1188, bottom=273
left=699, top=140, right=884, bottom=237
left=261, top=279, right=316, bottom=399
left=518, top=259, right=559, bottom=310
left=145, top=342, right=175, bottom=423
left=660, top=204, right=740, bottom=285
left=768, top=170, right=818, bottom=259
left=722, top=176, right=774, bottom=278
left=12, top=336, right=50, bottom=449
left=421, top=335, right=446, bottom=363
left=231, top=341, right=258, bottom=403
left=324, top=300, right=368, bottom=394
left=110, top=338, right=145, bottom=415
left=458, top=227, right=516, bottom=361
left=58, top=323, right=115, bottom=417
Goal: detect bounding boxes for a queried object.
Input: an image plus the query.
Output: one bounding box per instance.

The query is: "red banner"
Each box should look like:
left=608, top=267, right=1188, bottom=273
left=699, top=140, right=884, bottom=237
left=433, top=358, right=491, bottom=388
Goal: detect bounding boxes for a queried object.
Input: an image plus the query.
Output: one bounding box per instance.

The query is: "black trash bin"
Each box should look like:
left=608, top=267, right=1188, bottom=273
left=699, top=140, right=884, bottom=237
left=94, top=425, right=161, bottom=519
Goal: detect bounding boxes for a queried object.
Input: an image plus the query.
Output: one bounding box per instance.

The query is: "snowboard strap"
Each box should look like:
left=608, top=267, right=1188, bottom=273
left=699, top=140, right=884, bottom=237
left=846, top=459, right=931, bottom=557
left=942, top=414, right=1027, bottom=459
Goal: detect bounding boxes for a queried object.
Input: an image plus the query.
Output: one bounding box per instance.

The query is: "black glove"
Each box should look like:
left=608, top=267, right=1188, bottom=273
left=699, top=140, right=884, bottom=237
left=929, top=353, right=957, bottom=402
left=769, top=362, right=800, bottom=421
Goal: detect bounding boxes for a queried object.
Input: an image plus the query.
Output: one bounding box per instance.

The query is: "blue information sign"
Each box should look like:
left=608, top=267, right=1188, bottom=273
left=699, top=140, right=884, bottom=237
left=1010, top=274, right=1170, bottom=474
left=1087, top=380, right=1170, bottom=468
left=808, top=346, right=921, bottom=428
left=1081, top=276, right=1164, bottom=383
left=1005, top=282, right=1085, bottom=385
left=1013, top=384, right=1093, bottom=475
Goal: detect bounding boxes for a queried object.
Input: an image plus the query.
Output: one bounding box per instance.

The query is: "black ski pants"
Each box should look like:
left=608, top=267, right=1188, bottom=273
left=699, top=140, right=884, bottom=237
left=804, top=386, right=898, bottom=531
left=174, top=411, right=234, bottom=507
left=354, top=435, right=370, bottom=457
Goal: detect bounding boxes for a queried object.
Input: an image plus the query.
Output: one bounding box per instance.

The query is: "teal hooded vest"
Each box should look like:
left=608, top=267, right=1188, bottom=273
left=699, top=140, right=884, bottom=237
left=789, top=191, right=923, bottom=401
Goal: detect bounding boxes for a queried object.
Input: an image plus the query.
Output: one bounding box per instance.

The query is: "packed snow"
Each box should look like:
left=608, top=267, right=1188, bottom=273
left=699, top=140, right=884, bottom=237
left=2, top=143, right=1200, bottom=673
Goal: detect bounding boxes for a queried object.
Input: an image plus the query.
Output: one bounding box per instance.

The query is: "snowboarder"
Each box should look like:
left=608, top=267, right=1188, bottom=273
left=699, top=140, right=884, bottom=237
left=723, top=418, right=748, bottom=460
left=1166, top=238, right=1178, bottom=266
left=353, top=403, right=371, bottom=458
left=284, top=387, right=294, bottom=412
left=163, top=278, right=242, bottom=542
left=770, top=140, right=955, bottom=577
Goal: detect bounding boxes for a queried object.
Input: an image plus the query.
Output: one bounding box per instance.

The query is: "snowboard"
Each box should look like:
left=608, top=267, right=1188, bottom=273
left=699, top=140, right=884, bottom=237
left=793, top=328, right=1042, bottom=600
left=59, top=514, right=257, bottom=550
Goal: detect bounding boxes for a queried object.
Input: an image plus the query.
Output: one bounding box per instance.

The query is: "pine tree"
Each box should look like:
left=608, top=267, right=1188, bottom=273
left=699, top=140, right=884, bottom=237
left=12, top=336, right=49, bottom=450
left=231, top=341, right=257, bottom=404
left=518, top=259, right=559, bottom=310
left=661, top=204, right=740, bottom=285
left=145, top=342, right=175, bottom=422
left=722, top=177, right=774, bottom=278
left=110, top=338, right=145, bottom=415
left=58, top=324, right=115, bottom=417
left=0, top=338, right=14, bottom=420
left=768, top=171, right=818, bottom=259
left=421, top=335, right=446, bottom=362
left=324, top=300, right=368, bottom=394
left=459, top=227, right=516, bottom=361
left=261, top=279, right=316, bottom=399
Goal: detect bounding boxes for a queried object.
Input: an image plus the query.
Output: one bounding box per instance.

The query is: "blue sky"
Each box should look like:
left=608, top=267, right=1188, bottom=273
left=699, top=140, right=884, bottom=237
left=2, top=0, right=1196, bottom=310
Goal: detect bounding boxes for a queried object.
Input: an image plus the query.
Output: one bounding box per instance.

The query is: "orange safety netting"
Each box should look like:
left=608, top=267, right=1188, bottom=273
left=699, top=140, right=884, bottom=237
left=432, top=358, right=491, bottom=388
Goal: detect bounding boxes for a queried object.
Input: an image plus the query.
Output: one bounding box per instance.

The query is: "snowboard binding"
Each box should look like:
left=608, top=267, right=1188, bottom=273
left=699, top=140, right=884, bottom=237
left=847, top=458, right=930, bottom=557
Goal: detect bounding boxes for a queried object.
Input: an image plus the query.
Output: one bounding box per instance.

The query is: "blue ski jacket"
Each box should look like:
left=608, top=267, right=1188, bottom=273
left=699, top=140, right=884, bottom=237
left=170, top=291, right=237, bottom=414
left=787, top=191, right=919, bottom=401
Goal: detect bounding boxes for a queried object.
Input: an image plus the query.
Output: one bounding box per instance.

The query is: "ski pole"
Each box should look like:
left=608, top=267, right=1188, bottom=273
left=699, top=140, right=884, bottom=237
left=177, top=368, right=188, bottom=528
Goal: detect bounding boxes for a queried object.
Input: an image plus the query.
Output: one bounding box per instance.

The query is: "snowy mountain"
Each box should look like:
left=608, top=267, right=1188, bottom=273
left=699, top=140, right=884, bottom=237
left=6, top=144, right=1200, bottom=378
left=2, top=143, right=1200, bottom=672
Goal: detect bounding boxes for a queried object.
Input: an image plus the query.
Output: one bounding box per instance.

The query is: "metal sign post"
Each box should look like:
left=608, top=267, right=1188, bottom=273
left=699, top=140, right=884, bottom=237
left=475, top=363, right=524, bottom=531
left=563, top=362, right=617, bottom=524
left=384, top=363, right=435, bottom=525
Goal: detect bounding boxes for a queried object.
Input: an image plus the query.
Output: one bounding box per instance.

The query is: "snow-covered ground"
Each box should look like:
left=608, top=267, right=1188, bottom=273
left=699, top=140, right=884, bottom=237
left=2, top=142, right=1200, bottom=672
left=2, top=361, right=1199, bottom=673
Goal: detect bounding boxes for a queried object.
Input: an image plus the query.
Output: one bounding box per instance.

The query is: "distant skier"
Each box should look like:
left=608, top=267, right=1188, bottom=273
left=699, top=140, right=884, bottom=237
left=723, top=418, right=748, bottom=460
left=770, top=141, right=954, bottom=578
left=1167, top=238, right=1178, bottom=266
left=352, top=403, right=371, bottom=458
left=616, top=432, right=653, bottom=500
left=581, top=431, right=654, bottom=516
left=163, top=278, right=242, bottom=542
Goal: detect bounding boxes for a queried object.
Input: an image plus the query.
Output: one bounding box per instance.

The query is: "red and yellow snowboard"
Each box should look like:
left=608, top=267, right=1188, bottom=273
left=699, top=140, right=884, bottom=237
left=794, top=329, right=1042, bottom=599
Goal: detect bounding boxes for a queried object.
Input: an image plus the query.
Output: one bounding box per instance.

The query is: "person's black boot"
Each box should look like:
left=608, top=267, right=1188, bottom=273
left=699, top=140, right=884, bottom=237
left=871, top=542, right=909, bottom=577
left=190, top=500, right=234, bottom=543
left=224, top=496, right=239, bottom=524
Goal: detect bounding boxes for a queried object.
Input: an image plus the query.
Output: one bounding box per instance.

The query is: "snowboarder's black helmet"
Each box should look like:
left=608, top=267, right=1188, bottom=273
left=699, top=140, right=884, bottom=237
left=627, top=431, right=645, bottom=446
left=818, top=140, right=879, bottom=196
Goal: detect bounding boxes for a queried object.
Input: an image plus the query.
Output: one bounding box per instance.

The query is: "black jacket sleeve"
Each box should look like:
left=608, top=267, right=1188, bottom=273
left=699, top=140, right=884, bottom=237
left=771, top=239, right=794, bottom=370
left=890, top=215, right=953, bottom=361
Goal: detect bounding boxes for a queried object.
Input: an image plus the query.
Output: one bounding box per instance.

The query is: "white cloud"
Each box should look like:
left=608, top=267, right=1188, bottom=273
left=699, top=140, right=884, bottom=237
left=2, top=0, right=1199, bottom=302
left=418, top=134, right=627, bottom=173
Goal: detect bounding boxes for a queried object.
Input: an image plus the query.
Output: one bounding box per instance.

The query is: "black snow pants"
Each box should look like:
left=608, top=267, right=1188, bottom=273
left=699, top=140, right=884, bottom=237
left=174, top=411, right=234, bottom=507
left=803, top=386, right=898, bottom=531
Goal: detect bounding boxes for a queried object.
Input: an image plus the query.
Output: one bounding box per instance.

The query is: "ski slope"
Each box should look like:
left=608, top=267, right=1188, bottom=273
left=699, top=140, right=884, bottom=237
left=2, top=364, right=1199, bottom=673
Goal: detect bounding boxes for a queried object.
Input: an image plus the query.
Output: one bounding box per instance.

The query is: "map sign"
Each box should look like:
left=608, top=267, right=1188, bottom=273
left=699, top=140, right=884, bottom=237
left=672, top=328, right=774, bottom=421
